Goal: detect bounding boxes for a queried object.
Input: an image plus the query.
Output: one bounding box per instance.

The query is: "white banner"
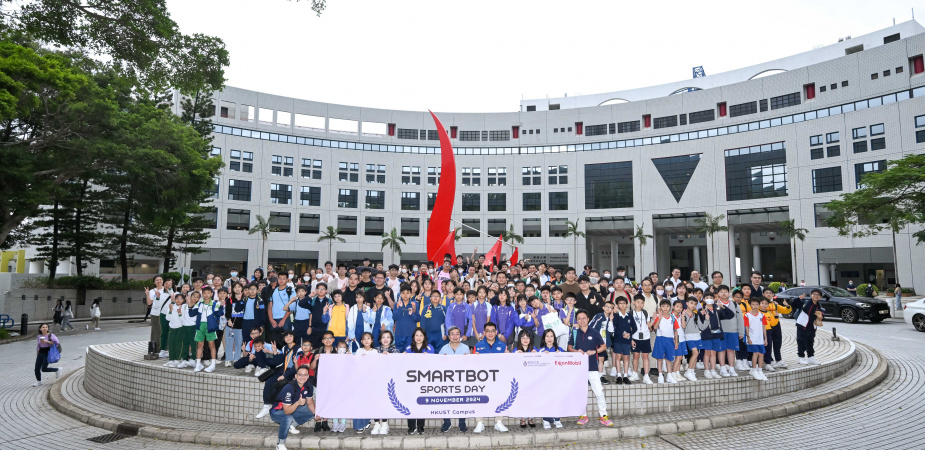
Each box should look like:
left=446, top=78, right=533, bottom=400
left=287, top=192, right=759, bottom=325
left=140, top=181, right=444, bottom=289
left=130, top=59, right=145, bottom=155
left=315, top=352, right=588, bottom=419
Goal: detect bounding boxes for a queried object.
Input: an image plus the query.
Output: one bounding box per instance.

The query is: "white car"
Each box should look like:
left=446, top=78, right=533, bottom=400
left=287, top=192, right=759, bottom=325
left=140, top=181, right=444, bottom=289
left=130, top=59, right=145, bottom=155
left=903, top=298, right=925, bottom=332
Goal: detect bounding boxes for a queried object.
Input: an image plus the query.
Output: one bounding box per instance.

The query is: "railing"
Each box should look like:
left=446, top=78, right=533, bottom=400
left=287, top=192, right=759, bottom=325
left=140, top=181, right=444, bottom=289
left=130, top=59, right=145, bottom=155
left=0, top=314, right=15, bottom=329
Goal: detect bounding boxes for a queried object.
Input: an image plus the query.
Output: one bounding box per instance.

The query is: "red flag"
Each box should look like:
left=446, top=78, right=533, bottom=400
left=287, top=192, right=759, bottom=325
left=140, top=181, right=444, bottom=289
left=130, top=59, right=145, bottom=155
left=429, top=228, right=458, bottom=266
left=509, top=247, right=519, bottom=266
left=483, top=238, right=503, bottom=271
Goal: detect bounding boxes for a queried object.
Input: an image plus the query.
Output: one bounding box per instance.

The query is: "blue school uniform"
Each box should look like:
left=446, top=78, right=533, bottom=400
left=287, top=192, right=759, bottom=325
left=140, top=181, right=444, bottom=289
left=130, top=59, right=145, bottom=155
left=392, top=299, right=420, bottom=350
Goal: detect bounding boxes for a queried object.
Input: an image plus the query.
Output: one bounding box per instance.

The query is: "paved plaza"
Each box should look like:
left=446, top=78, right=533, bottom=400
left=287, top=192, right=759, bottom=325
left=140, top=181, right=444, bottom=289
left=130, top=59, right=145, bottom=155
left=2, top=316, right=923, bottom=449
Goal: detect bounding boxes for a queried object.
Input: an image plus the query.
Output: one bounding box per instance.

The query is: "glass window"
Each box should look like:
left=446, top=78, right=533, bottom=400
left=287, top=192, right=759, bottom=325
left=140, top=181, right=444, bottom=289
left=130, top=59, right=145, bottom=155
left=812, top=167, right=843, bottom=193
left=230, top=149, right=241, bottom=159
left=364, top=216, right=384, bottom=236
left=197, top=207, right=217, bottom=229
left=549, top=218, right=568, bottom=237
left=427, top=167, right=441, bottom=186
left=523, top=192, right=541, bottom=211
left=853, top=141, right=868, bottom=153
left=852, top=127, right=867, bottom=140
left=809, top=135, right=823, bottom=146
left=427, top=192, right=436, bottom=211
left=461, top=219, right=480, bottom=237
left=585, top=162, right=633, bottom=209
left=814, top=204, right=832, bottom=228
left=228, top=179, right=251, bottom=201
left=462, top=193, right=480, bottom=211
left=242, top=152, right=253, bottom=161
left=651, top=154, right=701, bottom=202
left=299, top=186, right=321, bottom=206
left=400, top=218, right=420, bottom=237
left=826, top=132, right=839, bottom=143
left=270, top=183, right=292, bottom=204
left=365, top=190, right=384, bottom=209
left=269, top=212, right=291, bottom=233
left=870, top=137, right=885, bottom=151
left=487, top=219, right=505, bottom=237
left=917, top=129, right=925, bottom=144
left=523, top=218, right=541, bottom=237
left=226, top=209, right=250, bottom=231
left=218, top=101, right=236, bottom=119
left=810, top=148, right=823, bottom=160
left=549, top=192, right=568, bottom=211
left=870, top=123, right=884, bottom=136
left=916, top=115, right=925, bottom=128
left=522, top=166, right=541, bottom=185
left=299, top=214, right=320, bottom=234
left=724, top=142, right=788, bottom=201
left=488, top=193, right=506, bottom=211
left=337, top=215, right=357, bottom=235
left=826, top=145, right=840, bottom=158
left=338, top=189, right=358, bottom=208
left=401, top=192, right=420, bottom=210
left=855, top=161, right=886, bottom=188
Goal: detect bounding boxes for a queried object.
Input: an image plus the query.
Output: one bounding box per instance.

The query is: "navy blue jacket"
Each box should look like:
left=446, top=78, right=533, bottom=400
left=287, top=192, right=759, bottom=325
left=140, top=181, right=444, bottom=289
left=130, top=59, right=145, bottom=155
left=610, top=311, right=638, bottom=345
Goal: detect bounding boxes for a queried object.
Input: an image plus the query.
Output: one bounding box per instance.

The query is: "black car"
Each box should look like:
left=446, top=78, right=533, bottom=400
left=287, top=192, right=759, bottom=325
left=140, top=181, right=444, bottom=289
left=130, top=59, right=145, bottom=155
left=775, top=286, right=891, bottom=323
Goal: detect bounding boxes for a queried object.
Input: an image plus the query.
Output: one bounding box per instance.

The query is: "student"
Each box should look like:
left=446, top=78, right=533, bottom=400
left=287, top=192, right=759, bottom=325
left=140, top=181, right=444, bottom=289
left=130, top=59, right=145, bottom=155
left=470, top=286, right=495, bottom=348
left=89, top=299, right=102, bottom=331
left=267, top=273, right=295, bottom=348
left=322, top=290, right=351, bottom=347
left=537, top=329, right=565, bottom=429
left=392, top=284, right=420, bottom=350
left=529, top=296, right=563, bottom=348
left=310, top=331, right=337, bottom=432
left=512, top=329, right=537, bottom=428
left=650, top=300, right=679, bottom=384
left=444, top=288, right=472, bottom=345
left=716, top=285, right=744, bottom=377
left=234, top=327, right=267, bottom=372
left=353, top=332, right=378, bottom=434
left=743, top=298, right=769, bottom=380
left=164, top=293, right=187, bottom=367
left=33, top=323, right=60, bottom=386
left=562, top=293, right=579, bottom=332
left=568, top=310, right=613, bottom=427
left=589, top=301, right=616, bottom=385
left=610, top=297, right=636, bottom=384
left=513, top=294, right=535, bottom=340
left=242, top=283, right=267, bottom=340
left=437, top=327, right=469, bottom=433
left=494, top=290, right=517, bottom=347
left=257, top=332, right=301, bottom=419
left=59, top=300, right=75, bottom=332
left=225, top=284, right=246, bottom=367
left=286, top=285, right=314, bottom=346
left=762, top=289, right=790, bottom=370
left=472, top=322, right=508, bottom=433
left=269, top=365, right=316, bottom=450
left=178, top=292, right=200, bottom=368
left=669, top=300, right=688, bottom=382
left=420, top=290, right=447, bottom=352
left=146, top=276, right=172, bottom=357
left=629, top=294, right=653, bottom=384
left=53, top=299, right=64, bottom=332
left=681, top=297, right=705, bottom=381
left=790, top=289, right=824, bottom=365
left=191, top=286, right=224, bottom=373
left=368, top=292, right=394, bottom=346
left=698, top=293, right=734, bottom=379
left=734, top=287, right=753, bottom=371
left=400, top=327, right=432, bottom=432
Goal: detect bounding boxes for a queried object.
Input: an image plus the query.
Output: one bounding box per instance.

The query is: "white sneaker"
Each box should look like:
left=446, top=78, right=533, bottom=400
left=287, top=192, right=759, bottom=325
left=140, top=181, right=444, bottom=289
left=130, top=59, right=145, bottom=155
left=254, top=367, right=268, bottom=377
left=245, top=364, right=254, bottom=373
left=554, top=420, right=563, bottom=428
left=176, top=360, right=187, bottom=368
left=657, top=374, right=665, bottom=384
left=798, top=357, right=809, bottom=365
left=666, top=373, right=678, bottom=384
left=187, top=359, right=196, bottom=367
left=224, top=361, right=232, bottom=368
left=807, top=357, right=821, bottom=365
left=775, top=361, right=788, bottom=369
left=193, top=361, right=204, bottom=372
left=164, top=361, right=178, bottom=368
left=289, top=424, right=300, bottom=435
left=204, top=360, right=216, bottom=373
left=494, top=421, right=508, bottom=432
left=685, top=370, right=697, bottom=381
left=696, top=362, right=705, bottom=370
left=609, top=367, right=618, bottom=377
left=56, top=368, right=64, bottom=379
left=370, top=423, right=381, bottom=435
left=473, top=422, right=485, bottom=433
left=256, top=404, right=271, bottom=419
left=738, top=360, right=750, bottom=371
left=33, top=380, right=42, bottom=387
left=719, top=366, right=730, bottom=377
left=380, top=423, right=389, bottom=435
left=277, top=444, right=288, bottom=450
left=543, top=421, right=551, bottom=430
left=627, top=372, right=640, bottom=382
left=159, top=350, right=168, bottom=358
left=759, top=368, right=768, bottom=380
left=753, top=370, right=763, bottom=380
left=764, top=364, right=776, bottom=372
left=727, top=367, right=738, bottom=377
left=642, top=375, right=653, bottom=384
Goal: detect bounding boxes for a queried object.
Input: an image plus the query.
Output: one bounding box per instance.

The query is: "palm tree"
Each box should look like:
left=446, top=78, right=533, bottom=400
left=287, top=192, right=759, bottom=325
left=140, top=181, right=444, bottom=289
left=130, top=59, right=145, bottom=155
left=778, top=219, right=808, bottom=284
left=381, top=227, right=406, bottom=264
left=695, top=213, right=729, bottom=271
left=317, top=226, right=345, bottom=262
left=630, top=224, right=654, bottom=276
left=563, top=220, right=585, bottom=267
left=248, top=214, right=272, bottom=266
left=500, top=224, right=524, bottom=247
left=454, top=228, right=463, bottom=242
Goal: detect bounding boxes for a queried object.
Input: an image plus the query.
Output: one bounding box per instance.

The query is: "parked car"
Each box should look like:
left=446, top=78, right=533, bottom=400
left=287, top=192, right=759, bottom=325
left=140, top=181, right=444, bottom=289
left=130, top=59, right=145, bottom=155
left=774, top=286, right=891, bottom=323
left=903, top=298, right=925, bottom=332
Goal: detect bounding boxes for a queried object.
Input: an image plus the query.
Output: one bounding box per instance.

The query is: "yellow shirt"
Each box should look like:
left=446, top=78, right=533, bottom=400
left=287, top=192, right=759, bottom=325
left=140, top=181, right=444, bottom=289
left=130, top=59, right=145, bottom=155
left=763, top=302, right=791, bottom=328
left=329, top=304, right=347, bottom=337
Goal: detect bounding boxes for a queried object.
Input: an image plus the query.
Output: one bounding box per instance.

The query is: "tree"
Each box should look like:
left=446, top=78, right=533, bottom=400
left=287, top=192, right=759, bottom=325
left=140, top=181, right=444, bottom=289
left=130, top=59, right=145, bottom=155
left=500, top=224, right=523, bottom=248
left=696, top=213, right=729, bottom=271
left=630, top=224, right=654, bottom=277
left=454, top=228, right=463, bottom=242
left=24, top=195, right=67, bottom=279
left=249, top=215, right=272, bottom=267
left=778, top=219, right=808, bottom=284
left=381, top=227, right=406, bottom=264
left=562, top=220, right=585, bottom=268
left=318, top=226, right=345, bottom=262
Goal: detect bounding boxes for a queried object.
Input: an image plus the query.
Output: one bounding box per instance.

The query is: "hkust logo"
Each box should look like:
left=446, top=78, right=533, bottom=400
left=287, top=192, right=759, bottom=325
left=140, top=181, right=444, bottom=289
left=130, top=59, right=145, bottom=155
left=390, top=370, right=520, bottom=415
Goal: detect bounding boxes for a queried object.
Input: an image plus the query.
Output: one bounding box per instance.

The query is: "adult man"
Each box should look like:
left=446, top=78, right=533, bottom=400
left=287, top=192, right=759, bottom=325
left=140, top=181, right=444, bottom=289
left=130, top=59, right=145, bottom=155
left=361, top=257, right=372, bottom=268
left=357, top=268, right=375, bottom=291
left=560, top=267, right=581, bottom=297
left=341, top=273, right=361, bottom=307
left=224, top=267, right=242, bottom=288
left=567, top=310, right=613, bottom=427
left=615, top=266, right=632, bottom=285
left=367, top=271, right=394, bottom=308
left=705, top=271, right=725, bottom=298
left=267, top=273, right=295, bottom=348
left=608, top=278, right=633, bottom=304
left=791, top=289, right=824, bottom=365
left=472, top=322, right=508, bottom=434
left=386, top=264, right=402, bottom=299
left=438, top=327, right=470, bottom=432
left=749, top=271, right=765, bottom=299
left=576, top=275, right=604, bottom=318
left=335, top=264, right=349, bottom=290
left=261, top=277, right=278, bottom=306
left=537, top=263, right=551, bottom=285
left=690, top=271, right=708, bottom=292
left=270, top=365, right=315, bottom=450
left=846, top=280, right=857, bottom=295
left=322, top=261, right=336, bottom=284
left=668, top=268, right=683, bottom=290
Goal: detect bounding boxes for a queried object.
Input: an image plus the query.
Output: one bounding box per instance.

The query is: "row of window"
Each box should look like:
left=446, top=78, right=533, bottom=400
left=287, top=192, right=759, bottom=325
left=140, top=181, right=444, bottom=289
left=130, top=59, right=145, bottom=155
left=811, top=160, right=888, bottom=194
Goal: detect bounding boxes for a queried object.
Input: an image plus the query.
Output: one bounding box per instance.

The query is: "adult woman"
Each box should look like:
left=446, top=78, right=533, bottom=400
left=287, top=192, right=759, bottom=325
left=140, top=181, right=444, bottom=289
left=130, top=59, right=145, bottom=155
left=225, top=283, right=246, bottom=367
left=89, top=299, right=101, bottom=330
left=895, top=284, right=903, bottom=311
left=405, top=328, right=434, bottom=354
left=53, top=299, right=64, bottom=332
left=33, top=323, right=60, bottom=386
left=146, top=276, right=172, bottom=357
left=252, top=267, right=265, bottom=283
left=60, top=301, right=75, bottom=331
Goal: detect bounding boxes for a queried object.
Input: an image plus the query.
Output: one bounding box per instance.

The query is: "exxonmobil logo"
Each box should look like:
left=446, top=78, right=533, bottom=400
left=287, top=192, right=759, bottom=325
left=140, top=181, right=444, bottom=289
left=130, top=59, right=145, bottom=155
left=555, top=360, right=581, bottom=367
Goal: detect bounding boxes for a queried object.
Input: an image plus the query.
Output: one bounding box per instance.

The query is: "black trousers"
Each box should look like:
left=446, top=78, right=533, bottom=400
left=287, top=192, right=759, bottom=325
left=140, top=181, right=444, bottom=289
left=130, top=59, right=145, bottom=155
left=764, top=324, right=783, bottom=363
left=796, top=325, right=816, bottom=357
left=408, top=419, right=426, bottom=431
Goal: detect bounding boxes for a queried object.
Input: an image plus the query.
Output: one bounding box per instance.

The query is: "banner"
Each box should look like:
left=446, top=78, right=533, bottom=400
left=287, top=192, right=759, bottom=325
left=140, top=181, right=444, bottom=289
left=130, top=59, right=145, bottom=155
left=315, top=352, right=588, bottom=419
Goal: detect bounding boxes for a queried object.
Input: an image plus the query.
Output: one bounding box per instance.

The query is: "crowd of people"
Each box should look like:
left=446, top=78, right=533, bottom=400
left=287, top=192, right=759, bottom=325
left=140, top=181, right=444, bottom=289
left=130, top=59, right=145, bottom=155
left=140, top=257, right=826, bottom=450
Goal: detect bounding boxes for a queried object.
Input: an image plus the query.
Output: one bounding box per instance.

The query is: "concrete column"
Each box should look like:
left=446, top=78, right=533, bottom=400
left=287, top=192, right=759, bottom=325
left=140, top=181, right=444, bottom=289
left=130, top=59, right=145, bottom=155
left=739, top=232, right=752, bottom=284
left=692, top=247, right=701, bottom=273
left=819, top=263, right=831, bottom=286
left=590, top=238, right=598, bottom=270
left=656, top=234, right=670, bottom=277
left=829, top=264, right=837, bottom=286
left=611, top=241, right=618, bottom=274
left=752, top=244, right=762, bottom=273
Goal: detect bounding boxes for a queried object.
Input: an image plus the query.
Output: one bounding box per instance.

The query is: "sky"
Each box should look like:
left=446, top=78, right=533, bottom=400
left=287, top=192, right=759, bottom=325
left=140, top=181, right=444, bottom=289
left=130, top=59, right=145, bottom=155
left=166, top=0, right=924, bottom=113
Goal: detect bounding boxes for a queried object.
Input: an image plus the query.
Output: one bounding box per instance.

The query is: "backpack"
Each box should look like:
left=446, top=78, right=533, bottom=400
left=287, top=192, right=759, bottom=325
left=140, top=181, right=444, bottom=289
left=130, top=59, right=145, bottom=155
left=271, top=379, right=301, bottom=407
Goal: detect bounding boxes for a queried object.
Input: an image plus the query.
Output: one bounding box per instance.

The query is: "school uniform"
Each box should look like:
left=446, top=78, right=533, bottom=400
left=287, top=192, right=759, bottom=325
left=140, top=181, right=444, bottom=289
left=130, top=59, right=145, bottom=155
left=468, top=301, right=494, bottom=347
left=343, top=304, right=370, bottom=353
left=494, top=305, right=517, bottom=345
left=681, top=310, right=705, bottom=352
left=698, top=306, right=734, bottom=351
left=268, top=286, right=295, bottom=347
left=589, top=312, right=615, bottom=357
left=392, top=299, right=420, bottom=350
left=717, top=300, right=744, bottom=352
left=514, top=306, right=536, bottom=344
left=233, top=339, right=268, bottom=369
left=149, top=289, right=172, bottom=353
left=610, top=311, right=637, bottom=356
left=192, top=299, right=224, bottom=343
left=165, top=302, right=185, bottom=361
left=288, top=296, right=313, bottom=345
left=306, top=295, right=331, bottom=348
left=179, top=303, right=197, bottom=361
left=242, top=295, right=267, bottom=340
left=763, top=301, right=791, bottom=364
left=322, top=303, right=350, bottom=346
left=444, top=301, right=472, bottom=339
left=368, top=305, right=393, bottom=347
left=630, top=310, right=652, bottom=353
left=743, top=311, right=768, bottom=353
left=672, top=313, right=688, bottom=358
left=651, top=314, right=679, bottom=361
left=421, top=303, right=447, bottom=351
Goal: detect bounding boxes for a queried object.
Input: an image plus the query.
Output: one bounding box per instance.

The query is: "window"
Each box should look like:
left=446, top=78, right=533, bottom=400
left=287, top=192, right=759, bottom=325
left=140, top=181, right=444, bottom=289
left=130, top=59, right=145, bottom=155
left=812, top=167, right=843, bottom=193
left=231, top=149, right=241, bottom=159
left=549, top=218, right=568, bottom=237
left=300, top=186, right=321, bottom=206
left=366, top=164, right=386, bottom=184
left=814, top=204, right=832, bottom=228
left=242, top=163, right=253, bottom=173
left=609, top=123, right=616, bottom=134
left=206, top=178, right=219, bottom=199
left=653, top=115, right=678, bottom=129
left=258, top=107, right=273, bottom=125
left=688, top=109, right=715, bottom=124
left=487, top=193, right=506, bottom=211
left=427, top=130, right=438, bottom=140
left=294, top=113, right=325, bottom=131
left=400, top=218, right=419, bottom=237
left=853, top=141, right=868, bottom=153
left=918, top=130, right=925, bottom=144
left=362, top=121, right=387, bottom=137
left=228, top=179, right=251, bottom=201
left=226, top=209, right=250, bottom=230
left=724, top=142, right=788, bottom=201
left=337, top=189, right=358, bottom=208
left=462, top=193, right=480, bottom=211
left=489, top=130, right=510, bottom=141
left=548, top=165, right=568, bottom=184
left=210, top=147, right=222, bottom=156
left=585, top=124, right=608, bottom=136
left=770, top=92, right=801, bottom=110
left=523, top=218, right=541, bottom=237
left=617, top=121, right=640, bottom=133
left=401, top=166, right=421, bottom=185
left=339, top=162, right=359, bottom=182
left=197, top=207, right=217, bottom=229
left=729, top=101, right=758, bottom=117
left=299, top=214, right=320, bottom=234
left=884, top=70, right=891, bottom=77
left=523, top=192, right=541, bottom=211
left=271, top=166, right=282, bottom=176
left=329, top=118, right=357, bottom=134
left=461, top=167, right=480, bottom=186
left=459, top=131, right=480, bottom=141
left=269, top=212, right=291, bottom=232
left=301, top=159, right=322, bottom=179
left=219, top=100, right=236, bottom=119
left=242, top=152, right=253, bottom=161
left=270, top=183, right=292, bottom=204
left=759, top=99, right=768, bottom=112
left=365, top=190, right=384, bottom=209
left=427, top=192, right=436, bottom=211
left=240, top=105, right=254, bottom=122
left=855, top=160, right=886, bottom=188
left=826, top=145, right=840, bottom=157
left=365, top=217, right=384, bottom=236
left=462, top=219, right=480, bottom=237
left=870, top=137, right=885, bottom=151
left=397, top=128, right=418, bottom=139
left=870, top=123, right=884, bottom=136
left=401, top=192, right=420, bottom=210
left=337, top=216, right=357, bottom=235
left=916, top=115, right=925, bottom=128
left=679, top=114, right=687, bottom=126
left=652, top=154, right=702, bottom=202
left=852, top=127, right=867, bottom=140
left=487, top=167, right=507, bottom=186
left=277, top=111, right=291, bottom=128
left=229, top=161, right=241, bottom=172
left=826, top=132, right=839, bottom=143
left=270, top=155, right=294, bottom=177
left=549, top=192, right=568, bottom=210
left=522, top=166, right=541, bottom=185
left=487, top=219, right=505, bottom=238
left=585, top=162, right=633, bottom=209
left=810, top=135, right=823, bottom=146
left=810, top=148, right=824, bottom=160
left=427, top=167, right=440, bottom=186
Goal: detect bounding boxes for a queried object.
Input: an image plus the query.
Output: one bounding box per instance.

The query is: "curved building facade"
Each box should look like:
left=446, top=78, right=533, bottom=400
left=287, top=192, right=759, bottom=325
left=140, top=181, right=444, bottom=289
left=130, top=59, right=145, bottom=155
left=35, top=22, right=924, bottom=293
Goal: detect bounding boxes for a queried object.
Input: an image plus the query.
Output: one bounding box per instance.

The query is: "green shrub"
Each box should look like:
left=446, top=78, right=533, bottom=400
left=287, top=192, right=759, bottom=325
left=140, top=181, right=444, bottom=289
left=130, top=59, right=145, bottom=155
left=103, top=279, right=155, bottom=290
left=160, top=272, right=184, bottom=285
left=901, top=288, right=916, bottom=295
left=856, top=283, right=879, bottom=297
left=52, top=276, right=105, bottom=290
left=768, top=281, right=781, bottom=293
left=0, top=328, right=10, bottom=339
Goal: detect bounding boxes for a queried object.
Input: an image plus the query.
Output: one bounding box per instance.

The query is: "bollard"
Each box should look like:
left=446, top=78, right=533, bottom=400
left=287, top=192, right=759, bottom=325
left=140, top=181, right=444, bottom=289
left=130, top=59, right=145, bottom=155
left=20, top=313, right=28, bottom=336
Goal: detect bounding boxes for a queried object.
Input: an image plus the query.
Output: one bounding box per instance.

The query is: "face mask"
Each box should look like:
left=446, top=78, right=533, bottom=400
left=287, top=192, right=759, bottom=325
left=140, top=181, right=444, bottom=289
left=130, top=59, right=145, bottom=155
left=604, top=274, right=611, bottom=279
left=230, top=272, right=238, bottom=277
left=289, top=273, right=295, bottom=278
left=508, top=283, right=515, bottom=288
left=401, top=268, right=407, bottom=273
left=656, top=289, right=665, bottom=295
left=337, top=348, right=347, bottom=354
left=617, top=272, right=625, bottom=277
left=589, top=277, right=599, bottom=284
left=303, top=276, right=311, bottom=281
left=413, top=267, right=419, bottom=272
left=316, top=273, right=323, bottom=279
left=609, top=287, right=615, bottom=292
left=705, top=299, right=714, bottom=305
